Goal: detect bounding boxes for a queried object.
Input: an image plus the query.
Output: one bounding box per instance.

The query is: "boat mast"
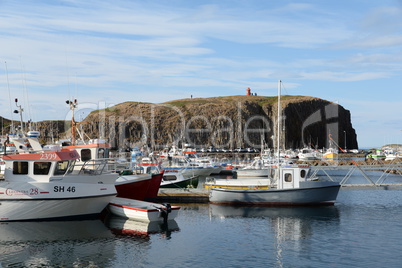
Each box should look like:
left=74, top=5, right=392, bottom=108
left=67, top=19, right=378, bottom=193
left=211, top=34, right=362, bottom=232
left=277, top=80, right=281, bottom=164
left=66, top=99, right=78, bottom=145
left=276, top=80, right=284, bottom=188
left=5, top=61, right=15, bottom=134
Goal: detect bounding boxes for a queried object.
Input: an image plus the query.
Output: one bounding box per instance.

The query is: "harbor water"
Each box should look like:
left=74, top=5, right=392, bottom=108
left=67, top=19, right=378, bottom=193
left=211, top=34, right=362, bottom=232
left=1, top=174, right=402, bottom=267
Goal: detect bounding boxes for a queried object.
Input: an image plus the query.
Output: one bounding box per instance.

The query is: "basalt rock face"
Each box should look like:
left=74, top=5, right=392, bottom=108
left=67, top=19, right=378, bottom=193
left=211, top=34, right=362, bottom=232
left=1, top=96, right=357, bottom=150
left=74, top=95, right=358, bottom=150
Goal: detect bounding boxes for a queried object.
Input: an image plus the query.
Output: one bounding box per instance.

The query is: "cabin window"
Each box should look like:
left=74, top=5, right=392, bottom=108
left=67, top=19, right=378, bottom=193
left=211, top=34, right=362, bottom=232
left=174, top=158, right=187, bottom=165
left=284, top=173, right=293, bottom=182
left=81, top=149, right=91, bottom=162
left=34, top=162, right=51, bottom=175
left=54, top=161, right=69, bottom=175
left=13, top=161, right=28, bottom=175
left=163, top=175, right=177, bottom=181
left=98, top=148, right=108, bottom=159
left=300, top=169, right=306, bottom=178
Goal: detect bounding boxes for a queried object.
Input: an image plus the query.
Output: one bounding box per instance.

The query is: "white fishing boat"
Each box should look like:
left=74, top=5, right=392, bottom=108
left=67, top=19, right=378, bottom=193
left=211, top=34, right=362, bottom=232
left=235, top=157, right=271, bottom=177
left=234, top=156, right=293, bottom=177
left=205, top=163, right=310, bottom=190
left=297, top=147, right=319, bottom=160
left=161, top=149, right=216, bottom=176
left=0, top=145, right=117, bottom=221
left=209, top=81, right=341, bottom=206
left=160, top=169, right=199, bottom=188
left=366, top=149, right=386, bottom=160
left=209, top=165, right=340, bottom=206
left=183, top=150, right=222, bottom=174
left=384, top=148, right=401, bottom=161
left=108, top=197, right=180, bottom=222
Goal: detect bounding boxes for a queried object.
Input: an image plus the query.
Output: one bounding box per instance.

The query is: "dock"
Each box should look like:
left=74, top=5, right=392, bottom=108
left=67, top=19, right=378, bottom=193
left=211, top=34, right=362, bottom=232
left=150, top=188, right=210, bottom=203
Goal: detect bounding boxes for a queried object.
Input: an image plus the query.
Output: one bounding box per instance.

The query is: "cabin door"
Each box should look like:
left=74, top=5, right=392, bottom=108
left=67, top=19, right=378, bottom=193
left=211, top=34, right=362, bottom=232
left=281, top=169, right=295, bottom=189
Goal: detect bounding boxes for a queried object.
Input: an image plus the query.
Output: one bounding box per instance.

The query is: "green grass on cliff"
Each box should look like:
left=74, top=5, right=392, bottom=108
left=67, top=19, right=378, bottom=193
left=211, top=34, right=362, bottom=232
left=164, top=95, right=306, bottom=108
left=84, top=95, right=314, bottom=116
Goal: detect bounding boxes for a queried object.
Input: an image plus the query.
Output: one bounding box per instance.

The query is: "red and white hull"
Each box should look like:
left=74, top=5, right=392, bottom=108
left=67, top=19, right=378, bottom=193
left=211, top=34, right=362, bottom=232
left=108, top=197, right=180, bottom=222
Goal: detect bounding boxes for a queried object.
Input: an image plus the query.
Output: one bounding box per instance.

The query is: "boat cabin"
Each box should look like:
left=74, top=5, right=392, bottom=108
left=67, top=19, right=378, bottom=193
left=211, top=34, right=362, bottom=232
left=2, top=150, right=80, bottom=182
left=277, top=165, right=309, bottom=189
left=63, top=141, right=111, bottom=163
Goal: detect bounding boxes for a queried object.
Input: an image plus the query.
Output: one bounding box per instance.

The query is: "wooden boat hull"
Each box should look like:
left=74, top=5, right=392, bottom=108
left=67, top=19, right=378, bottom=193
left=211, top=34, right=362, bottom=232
left=108, top=197, right=180, bottom=222
left=209, top=181, right=341, bottom=206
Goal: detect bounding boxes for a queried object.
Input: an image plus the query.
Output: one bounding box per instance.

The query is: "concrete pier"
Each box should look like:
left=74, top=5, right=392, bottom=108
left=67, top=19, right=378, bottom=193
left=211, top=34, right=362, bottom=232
left=149, top=188, right=210, bottom=203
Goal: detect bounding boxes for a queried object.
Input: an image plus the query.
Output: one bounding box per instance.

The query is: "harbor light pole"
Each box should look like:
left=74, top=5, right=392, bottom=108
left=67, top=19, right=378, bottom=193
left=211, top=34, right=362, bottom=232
left=13, top=98, right=24, bottom=133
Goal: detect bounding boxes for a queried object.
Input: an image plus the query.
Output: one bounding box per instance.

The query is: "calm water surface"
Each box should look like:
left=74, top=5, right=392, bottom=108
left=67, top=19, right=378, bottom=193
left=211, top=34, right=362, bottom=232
left=1, top=189, right=402, bottom=267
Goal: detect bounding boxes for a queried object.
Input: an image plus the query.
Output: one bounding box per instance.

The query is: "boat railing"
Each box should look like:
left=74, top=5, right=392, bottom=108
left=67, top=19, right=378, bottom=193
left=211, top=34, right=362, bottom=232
left=76, top=159, right=108, bottom=175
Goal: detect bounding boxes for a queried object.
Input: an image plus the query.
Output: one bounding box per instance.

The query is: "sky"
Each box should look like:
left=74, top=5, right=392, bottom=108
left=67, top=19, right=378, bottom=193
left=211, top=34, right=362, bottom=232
left=1, top=0, right=402, bottom=148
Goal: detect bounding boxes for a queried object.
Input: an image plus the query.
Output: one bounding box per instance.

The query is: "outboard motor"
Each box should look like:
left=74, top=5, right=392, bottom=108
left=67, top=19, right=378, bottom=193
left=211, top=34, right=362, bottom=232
left=162, top=203, right=172, bottom=213
left=159, top=203, right=172, bottom=224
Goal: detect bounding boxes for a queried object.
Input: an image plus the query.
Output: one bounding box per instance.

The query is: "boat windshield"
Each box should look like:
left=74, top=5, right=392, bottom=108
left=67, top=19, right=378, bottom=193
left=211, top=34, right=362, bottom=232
left=34, top=162, right=52, bottom=175
left=13, top=161, right=28, bottom=175
left=54, top=160, right=70, bottom=176
left=66, top=160, right=76, bottom=174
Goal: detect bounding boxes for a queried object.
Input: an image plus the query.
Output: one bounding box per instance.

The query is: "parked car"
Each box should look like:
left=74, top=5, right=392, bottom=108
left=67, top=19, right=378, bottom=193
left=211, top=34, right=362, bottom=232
left=207, top=147, right=217, bottom=153
left=234, top=148, right=248, bottom=153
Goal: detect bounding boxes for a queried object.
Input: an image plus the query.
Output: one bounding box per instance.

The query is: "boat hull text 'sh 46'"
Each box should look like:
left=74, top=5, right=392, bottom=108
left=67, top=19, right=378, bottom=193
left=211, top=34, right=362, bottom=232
left=0, top=149, right=117, bottom=221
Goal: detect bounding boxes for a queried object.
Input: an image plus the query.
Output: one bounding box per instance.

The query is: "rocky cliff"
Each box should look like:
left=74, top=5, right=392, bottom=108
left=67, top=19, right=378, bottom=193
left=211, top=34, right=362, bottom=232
left=78, top=95, right=358, bottom=150
left=1, top=95, right=358, bottom=150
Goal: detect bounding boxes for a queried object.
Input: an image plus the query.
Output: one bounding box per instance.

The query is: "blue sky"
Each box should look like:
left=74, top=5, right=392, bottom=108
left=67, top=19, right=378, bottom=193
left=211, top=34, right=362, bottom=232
left=1, top=0, right=402, bottom=148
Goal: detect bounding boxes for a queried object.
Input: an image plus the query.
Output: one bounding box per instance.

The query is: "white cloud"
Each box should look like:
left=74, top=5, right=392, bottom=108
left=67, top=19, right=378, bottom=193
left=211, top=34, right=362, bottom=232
left=1, top=0, right=402, bottom=148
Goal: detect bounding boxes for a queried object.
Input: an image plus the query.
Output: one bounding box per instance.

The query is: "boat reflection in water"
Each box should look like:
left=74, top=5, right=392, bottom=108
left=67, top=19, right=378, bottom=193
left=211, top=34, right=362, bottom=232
left=209, top=204, right=339, bottom=219
left=0, top=219, right=115, bottom=267
left=209, top=204, right=340, bottom=266
left=105, top=215, right=180, bottom=239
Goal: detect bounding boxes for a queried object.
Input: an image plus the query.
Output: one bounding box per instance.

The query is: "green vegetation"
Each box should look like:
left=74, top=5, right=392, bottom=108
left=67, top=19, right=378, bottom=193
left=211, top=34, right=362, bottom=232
left=166, top=99, right=209, bottom=108
left=164, top=95, right=308, bottom=108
